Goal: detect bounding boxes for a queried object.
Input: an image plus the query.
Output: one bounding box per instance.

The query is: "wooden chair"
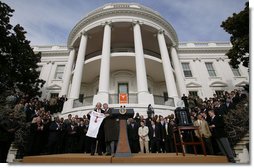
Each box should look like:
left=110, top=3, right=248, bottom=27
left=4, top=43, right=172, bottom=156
left=173, top=126, right=207, bottom=156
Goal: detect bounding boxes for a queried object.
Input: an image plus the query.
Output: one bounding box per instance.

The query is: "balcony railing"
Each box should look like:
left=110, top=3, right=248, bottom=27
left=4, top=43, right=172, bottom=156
left=72, top=94, right=175, bottom=108
left=73, top=96, right=93, bottom=108
left=84, top=48, right=161, bottom=61
left=109, top=93, right=138, bottom=104
left=153, top=95, right=175, bottom=107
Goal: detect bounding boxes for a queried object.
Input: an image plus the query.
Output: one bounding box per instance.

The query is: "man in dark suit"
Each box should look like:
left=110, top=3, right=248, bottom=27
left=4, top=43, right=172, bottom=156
left=162, top=118, right=175, bottom=153
left=149, top=120, right=161, bottom=153
left=0, top=113, right=20, bottom=162
left=47, top=117, right=63, bottom=154
left=208, top=110, right=235, bottom=163
left=65, top=120, right=79, bottom=153
left=77, top=119, right=89, bottom=153
left=103, top=103, right=119, bottom=155
left=127, top=118, right=140, bottom=153
left=214, top=99, right=228, bottom=116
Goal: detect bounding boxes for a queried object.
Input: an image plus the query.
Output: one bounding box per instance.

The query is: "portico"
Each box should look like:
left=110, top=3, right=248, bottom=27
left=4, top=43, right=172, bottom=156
left=33, top=3, right=249, bottom=118
left=59, top=4, right=184, bottom=114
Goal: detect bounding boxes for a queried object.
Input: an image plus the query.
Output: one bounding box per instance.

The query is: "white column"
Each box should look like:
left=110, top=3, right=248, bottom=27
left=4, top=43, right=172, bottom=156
left=93, top=22, right=111, bottom=104
left=157, top=30, right=178, bottom=98
left=69, top=32, right=88, bottom=99
left=171, top=47, right=187, bottom=96
left=133, top=21, right=154, bottom=104
left=63, top=32, right=88, bottom=111
left=59, top=48, right=75, bottom=97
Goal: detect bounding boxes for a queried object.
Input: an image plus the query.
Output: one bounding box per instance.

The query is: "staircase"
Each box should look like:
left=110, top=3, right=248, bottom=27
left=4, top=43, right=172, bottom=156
left=6, top=144, right=18, bottom=163
left=233, top=132, right=249, bottom=163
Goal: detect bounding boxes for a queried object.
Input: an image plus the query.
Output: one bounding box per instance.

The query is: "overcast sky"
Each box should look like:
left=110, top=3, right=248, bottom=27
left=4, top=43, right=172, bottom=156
left=3, top=0, right=249, bottom=45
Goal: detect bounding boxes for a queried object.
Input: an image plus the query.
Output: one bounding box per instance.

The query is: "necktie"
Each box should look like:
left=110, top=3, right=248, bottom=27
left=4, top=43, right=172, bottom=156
left=165, top=124, right=168, bottom=135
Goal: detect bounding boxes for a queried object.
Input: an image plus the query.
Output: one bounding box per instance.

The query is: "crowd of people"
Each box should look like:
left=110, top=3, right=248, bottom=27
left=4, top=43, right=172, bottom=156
left=0, top=89, right=248, bottom=163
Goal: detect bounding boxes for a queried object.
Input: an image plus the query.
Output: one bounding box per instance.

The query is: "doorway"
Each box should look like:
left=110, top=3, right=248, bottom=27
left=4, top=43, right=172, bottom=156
left=118, top=83, right=128, bottom=104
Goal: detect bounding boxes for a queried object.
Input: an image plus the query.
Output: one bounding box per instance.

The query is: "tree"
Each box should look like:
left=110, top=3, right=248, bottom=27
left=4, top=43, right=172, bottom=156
left=0, top=2, right=46, bottom=159
left=0, top=1, right=45, bottom=100
left=221, top=2, right=249, bottom=68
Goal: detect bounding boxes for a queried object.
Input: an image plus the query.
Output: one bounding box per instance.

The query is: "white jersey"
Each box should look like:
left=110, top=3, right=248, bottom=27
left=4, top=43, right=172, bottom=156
left=86, top=111, right=105, bottom=138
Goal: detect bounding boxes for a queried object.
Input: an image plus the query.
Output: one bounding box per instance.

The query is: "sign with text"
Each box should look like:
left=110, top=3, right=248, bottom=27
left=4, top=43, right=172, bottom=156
left=119, top=93, right=128, bottom=104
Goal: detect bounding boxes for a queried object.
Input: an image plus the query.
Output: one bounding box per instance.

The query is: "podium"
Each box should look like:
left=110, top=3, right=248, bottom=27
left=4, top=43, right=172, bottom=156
left=112, top=107, right=134, bottom=157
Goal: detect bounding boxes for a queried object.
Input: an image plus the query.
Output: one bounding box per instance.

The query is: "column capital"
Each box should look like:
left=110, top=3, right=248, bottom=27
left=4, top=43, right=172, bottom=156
left=171, top=44, right=178, bottom=48
left=132, top=20, right=143, bottom=26
left=80, top=30, right=87, bottom=36
left=68, top=46, right=74, bottom=50
left=158, top=29, right=165, bottom=35
left=101, top=21, right=112, bottom=27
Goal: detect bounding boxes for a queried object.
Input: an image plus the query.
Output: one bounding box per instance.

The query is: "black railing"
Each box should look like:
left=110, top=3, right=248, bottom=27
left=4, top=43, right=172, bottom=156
left=85, top=50, right=102, bottom=60
left=73, top=94, right=175, bottom=107
left=84, top=48, right=161, bottom=60
left=109, top=93, right=138, bottom=104
left=153, top=95, right=175, bottom=107
left=73, top=96, right=93, bottom=108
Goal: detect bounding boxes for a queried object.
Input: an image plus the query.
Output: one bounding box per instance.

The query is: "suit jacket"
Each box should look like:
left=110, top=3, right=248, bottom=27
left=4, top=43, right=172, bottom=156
left=193, top=119, right=212, bottom=138
left=127, top=123, right=139, bottom=141
left=162, top=123, right=174, bottom=140
left=48, top=121, right=61, bottom=142
left=0, top=118, right=20, bottom=142
left=214, top=104, right=227, bottom=116
left=148, top=123, right=161, bottom=140
left=138, top=126, right=149, bottom=141
left=104, top=108, right=119, bottom=142
left=209, top=115, right=226, bottom=138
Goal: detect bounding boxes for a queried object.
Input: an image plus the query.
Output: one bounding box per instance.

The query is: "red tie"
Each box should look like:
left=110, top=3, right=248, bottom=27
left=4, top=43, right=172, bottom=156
left=95, top=116, right=98, bottom=123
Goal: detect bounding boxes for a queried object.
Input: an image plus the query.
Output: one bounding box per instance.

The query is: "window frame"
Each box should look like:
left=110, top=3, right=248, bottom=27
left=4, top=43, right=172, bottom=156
left=54, top=65, right=65, bottom=80
left=205, top=62, right=217, bottom=77
left=230, top=65, right=241, bottom=77
left=189, top=91, right=198, bottom=97
left=181, top=62, right=193, bottom=77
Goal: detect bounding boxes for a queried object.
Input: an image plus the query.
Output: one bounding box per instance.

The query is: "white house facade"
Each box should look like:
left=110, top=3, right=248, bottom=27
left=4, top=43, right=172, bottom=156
left=34, top=3, right=249, bottom=118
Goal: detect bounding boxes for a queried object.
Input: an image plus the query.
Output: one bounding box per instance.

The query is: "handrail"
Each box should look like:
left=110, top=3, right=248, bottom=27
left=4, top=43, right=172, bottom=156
left=84, top=48, right=161, bottom=60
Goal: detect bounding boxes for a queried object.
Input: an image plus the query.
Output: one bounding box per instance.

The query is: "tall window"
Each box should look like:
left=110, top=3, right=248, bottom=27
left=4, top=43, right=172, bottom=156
left=189, top=91, right=198, bottom=97
left=230, top=65, right=241, bottom=77
left=50, top=93, right=59, bottom=98
left=54, top=65, right=65, bottom=79
left=205, top=63, right=216, bottom=77
left=36, top=66, right=42, bottom=73
left=79, top=94, right=84, bottom=103
left=163, top=92, right=168, bottom=101
left=181, top=63, right=192, bottom=77
left=215, top=90, right=224, bottom=98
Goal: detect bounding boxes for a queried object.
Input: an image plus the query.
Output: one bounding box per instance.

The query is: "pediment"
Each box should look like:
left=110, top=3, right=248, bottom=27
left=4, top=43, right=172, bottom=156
left=186, top=82, right=202, bottom=88
left=235, top=81, right=249, bottom=87
left=46, top=84, right=61, bottom=90
left=209, top=81, right=228, bottom=87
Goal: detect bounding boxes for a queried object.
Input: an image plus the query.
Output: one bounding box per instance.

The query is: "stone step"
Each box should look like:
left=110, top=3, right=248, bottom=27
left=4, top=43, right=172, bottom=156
left=237, top=141, right=249, bottom=145
left=235, top=150, right=243, bottom=155
left=235, top=142, right=248, bottom=147
left=241, top=137, right=249, bottom=141
left=234, top=145, right=245, bottom=150
left=13, top=159, right=22, bottom=163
